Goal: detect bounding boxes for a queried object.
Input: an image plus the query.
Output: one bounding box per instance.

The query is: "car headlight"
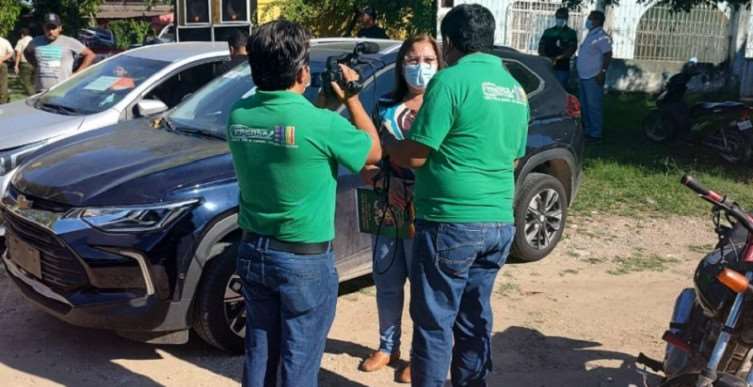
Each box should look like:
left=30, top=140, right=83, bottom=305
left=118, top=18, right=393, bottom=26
left=0, top=141, right=49, bottom=176
left=66, top=199, right=199, bottom=232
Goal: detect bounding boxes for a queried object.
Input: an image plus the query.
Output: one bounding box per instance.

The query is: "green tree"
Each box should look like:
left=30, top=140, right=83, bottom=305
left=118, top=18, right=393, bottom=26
left=0, top=0, right=22, bottom=36
left=31, top=0, right=105, bottom=32
left=110, top=19, right=152, bottom=49
left=278, top=0, right=436, bottom=38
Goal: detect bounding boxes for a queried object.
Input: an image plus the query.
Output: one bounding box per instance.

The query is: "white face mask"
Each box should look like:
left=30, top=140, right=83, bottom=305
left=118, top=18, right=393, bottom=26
left=555, top=18, right=566, bottom=28
left=404, top=63, right=437, bottom=90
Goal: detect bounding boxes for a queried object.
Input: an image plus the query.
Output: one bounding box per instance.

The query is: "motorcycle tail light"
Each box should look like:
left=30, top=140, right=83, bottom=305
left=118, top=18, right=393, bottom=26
left=662, top=331, right=691, bottom=352
left=717, top=268, right=749, bottom=294
left=566, top=95, right=581, bottom=119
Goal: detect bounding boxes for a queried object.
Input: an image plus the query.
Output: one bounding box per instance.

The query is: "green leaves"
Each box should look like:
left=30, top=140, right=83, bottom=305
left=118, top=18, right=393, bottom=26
left=109, top=19, right=152, bottom=50
left=0, top=0, right=22, bottom=36
left=278, top=0, right=437, bottom=38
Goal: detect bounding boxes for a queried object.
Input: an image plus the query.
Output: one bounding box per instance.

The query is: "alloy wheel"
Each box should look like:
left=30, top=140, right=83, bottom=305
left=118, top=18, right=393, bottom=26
left=524, top=188, right=563, bottom=250
left=224, top=274, right=246, bottom=338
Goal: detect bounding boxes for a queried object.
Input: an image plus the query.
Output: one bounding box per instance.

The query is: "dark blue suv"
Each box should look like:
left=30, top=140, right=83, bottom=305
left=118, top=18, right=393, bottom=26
left=2, top=39, right=583, bottom=352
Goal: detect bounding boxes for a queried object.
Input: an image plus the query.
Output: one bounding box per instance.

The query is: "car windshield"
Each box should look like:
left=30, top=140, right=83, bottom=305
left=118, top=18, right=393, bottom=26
left=168, top=63, right=321, bottom=138
left=34, top=55, right=169, bottom=115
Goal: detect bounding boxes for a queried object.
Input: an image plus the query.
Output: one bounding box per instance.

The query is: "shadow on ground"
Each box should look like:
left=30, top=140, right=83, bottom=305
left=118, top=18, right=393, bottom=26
left=0, top=275, right=371, bottom=387
left=489, top=326, right=661, bottom=386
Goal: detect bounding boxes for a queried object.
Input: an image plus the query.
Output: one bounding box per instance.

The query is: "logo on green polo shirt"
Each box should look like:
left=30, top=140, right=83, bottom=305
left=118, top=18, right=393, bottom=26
left=229, top=124, right=297, bottom=147
left=481, top=82, right=527, bottom=105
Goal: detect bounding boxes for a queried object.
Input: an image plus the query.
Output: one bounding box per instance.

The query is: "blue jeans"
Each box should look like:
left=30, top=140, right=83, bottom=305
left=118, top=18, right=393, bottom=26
left=555, top=70, right=570, bottom=90
left=372, top=236, right=414, bottom=354
left=579, top=77, right=604, bottom=138
left=237, top=239, right=338, bottom=387
left=409, top=221, right=515, bottom=387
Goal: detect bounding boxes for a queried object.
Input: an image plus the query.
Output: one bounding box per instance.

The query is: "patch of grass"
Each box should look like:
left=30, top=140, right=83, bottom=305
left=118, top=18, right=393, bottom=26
left=584, top=257, right=608, bottom=265
left=607, top=252, right=680, bottom=275
left=688, top=244, right=715, bottom=254
left=572, top=92, right=753, bottom=218
left=497, top=282, right=520, bottom=297
left=559, top=269, right=579, bottom=276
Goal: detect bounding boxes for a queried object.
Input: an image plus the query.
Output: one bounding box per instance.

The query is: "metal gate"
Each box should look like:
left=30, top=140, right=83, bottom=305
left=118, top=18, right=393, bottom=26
left=634, top=3, right=731, bottom=63
left=505, top=0, right=587, bottom=54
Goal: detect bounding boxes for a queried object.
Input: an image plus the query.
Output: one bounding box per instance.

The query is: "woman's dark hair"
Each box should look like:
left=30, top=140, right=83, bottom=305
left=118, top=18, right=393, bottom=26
left=440, top=4, right=496, bottom=54
left=246, top=20, right=310, bottom=91
left=389, top=34, right=444, bottom=105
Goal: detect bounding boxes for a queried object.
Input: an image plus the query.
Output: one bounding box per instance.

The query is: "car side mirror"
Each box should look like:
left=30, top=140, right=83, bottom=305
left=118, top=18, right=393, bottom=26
left=136, top=99, right=168, bottom=117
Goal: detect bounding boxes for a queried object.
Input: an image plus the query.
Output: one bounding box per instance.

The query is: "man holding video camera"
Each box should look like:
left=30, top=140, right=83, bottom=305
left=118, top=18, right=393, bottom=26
left=383, top=4, right=528, bottom=386
left=226, top=20, right=381, bottom=387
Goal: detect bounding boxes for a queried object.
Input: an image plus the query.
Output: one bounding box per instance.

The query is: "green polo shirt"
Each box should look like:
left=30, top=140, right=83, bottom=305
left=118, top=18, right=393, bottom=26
left=409, top=52, right=529, bottom=224
left=227, top=90, right=372, bottom=243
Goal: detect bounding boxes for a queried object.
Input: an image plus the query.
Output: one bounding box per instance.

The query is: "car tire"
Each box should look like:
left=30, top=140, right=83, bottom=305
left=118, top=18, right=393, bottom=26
left=192, top=242, right=245, bottom=354
left=511, top=172, right=568, bottom=262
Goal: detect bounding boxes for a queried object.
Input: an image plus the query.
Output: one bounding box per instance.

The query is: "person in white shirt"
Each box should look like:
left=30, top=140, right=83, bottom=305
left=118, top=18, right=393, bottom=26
left=576, top=10, right=612, bottom=142
left=0, top=34, right=14, bottom=104
left=14, top=28, right=34, bottom=96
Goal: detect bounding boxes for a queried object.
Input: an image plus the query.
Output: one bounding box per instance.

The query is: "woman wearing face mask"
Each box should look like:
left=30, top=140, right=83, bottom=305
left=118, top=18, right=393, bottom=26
left=358, top=34, right=443, bottom=384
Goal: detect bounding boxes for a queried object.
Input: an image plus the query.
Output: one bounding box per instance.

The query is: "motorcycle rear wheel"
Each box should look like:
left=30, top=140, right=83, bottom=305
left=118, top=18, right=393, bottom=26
left=716, top=129, right=752, bottom=164
left=644, top=110, right=678, bottom=143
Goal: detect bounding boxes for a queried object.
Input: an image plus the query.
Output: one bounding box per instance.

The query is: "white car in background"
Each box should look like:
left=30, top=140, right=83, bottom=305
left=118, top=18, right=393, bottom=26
left=0, top=42, right=231, bottom=242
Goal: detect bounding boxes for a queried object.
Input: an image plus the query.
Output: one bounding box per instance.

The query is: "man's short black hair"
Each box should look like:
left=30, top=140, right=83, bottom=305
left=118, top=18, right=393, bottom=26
left=19, top=27, right=30, bottom=36
left=246, top=20, right=310, bottom=91
left=555, top=7, right=569, bottom=18
left=590, top=10, right=606, bottom=26
left=360, top=6, right=377, bottom=19
left=440, top=4, right=496, bottom=54
left=228, top=30, right=248, bottom=51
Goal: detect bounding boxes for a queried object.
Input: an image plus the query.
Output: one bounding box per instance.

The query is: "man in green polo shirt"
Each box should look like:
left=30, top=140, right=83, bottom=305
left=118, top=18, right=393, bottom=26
left=226, top=21, right=381, bottom=387
left=383, top=4, right=528, bottom=386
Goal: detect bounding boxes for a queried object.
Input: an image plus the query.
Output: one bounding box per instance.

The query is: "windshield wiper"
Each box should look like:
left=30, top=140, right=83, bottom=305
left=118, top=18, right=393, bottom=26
left=174, top=125, right=226, bottom=141
left=37, top=102, right=82, bottom=116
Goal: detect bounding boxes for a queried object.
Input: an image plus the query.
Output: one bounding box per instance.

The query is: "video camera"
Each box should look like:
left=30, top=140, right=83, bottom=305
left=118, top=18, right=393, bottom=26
left=321, top=41, right=380, bottom=97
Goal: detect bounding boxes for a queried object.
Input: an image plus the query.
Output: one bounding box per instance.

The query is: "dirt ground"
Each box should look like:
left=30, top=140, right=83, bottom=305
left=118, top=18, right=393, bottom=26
left=0, top=213, right=719, bottom=387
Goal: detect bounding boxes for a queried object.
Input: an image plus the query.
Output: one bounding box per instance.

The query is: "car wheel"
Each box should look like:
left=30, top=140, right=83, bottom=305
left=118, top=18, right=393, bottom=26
left=511, top=173, right=567, bottom=262
left=192, top=242, right=245, bottom=354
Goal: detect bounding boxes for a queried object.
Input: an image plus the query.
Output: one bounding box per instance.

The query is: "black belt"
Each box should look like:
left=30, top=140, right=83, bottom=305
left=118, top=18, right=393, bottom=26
left=242, top=231, right=331, bottom=255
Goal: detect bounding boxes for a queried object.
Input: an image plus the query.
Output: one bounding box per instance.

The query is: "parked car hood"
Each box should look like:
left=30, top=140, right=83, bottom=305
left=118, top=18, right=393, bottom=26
left=13, top=121, right=234, bottom=207
left=0, top=99, right=85, bottom=149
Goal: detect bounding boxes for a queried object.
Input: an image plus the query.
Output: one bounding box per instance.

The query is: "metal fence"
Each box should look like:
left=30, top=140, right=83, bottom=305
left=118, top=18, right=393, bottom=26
left=633, top=3, right=731, bottom=63
left=505, top=0, right=587, bottom=55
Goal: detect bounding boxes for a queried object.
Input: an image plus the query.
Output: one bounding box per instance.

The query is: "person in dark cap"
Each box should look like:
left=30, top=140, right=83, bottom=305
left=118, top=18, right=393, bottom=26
left=25, top=13, right=96, bottom=92
left=356, top=6, right=389, bottom=39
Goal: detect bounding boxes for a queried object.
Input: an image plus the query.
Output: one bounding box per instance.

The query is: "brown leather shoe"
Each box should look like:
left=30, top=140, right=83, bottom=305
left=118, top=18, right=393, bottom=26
left=359, top=350, right=400, bottom=372
left=396, top=363, right=411, bottom=384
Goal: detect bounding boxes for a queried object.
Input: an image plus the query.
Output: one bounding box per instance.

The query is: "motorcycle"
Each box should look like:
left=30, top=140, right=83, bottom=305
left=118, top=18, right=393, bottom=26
left=642, top=61, right=753, bottom=164
left=637, top=176, right=753, bottom=387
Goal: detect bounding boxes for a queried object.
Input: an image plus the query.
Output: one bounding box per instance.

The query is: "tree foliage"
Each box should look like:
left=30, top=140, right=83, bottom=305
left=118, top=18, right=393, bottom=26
left=277, top=0, right=436, bottom=38
left=0, top=0, right=22, bottom=36
left=110, top=19, right=152, bottom=50
left=31, top=0, right=105, bottom=32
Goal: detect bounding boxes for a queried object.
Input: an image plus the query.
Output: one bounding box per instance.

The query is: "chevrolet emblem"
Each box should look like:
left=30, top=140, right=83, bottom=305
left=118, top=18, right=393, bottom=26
left=16, top=194, right=33, bottom=210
